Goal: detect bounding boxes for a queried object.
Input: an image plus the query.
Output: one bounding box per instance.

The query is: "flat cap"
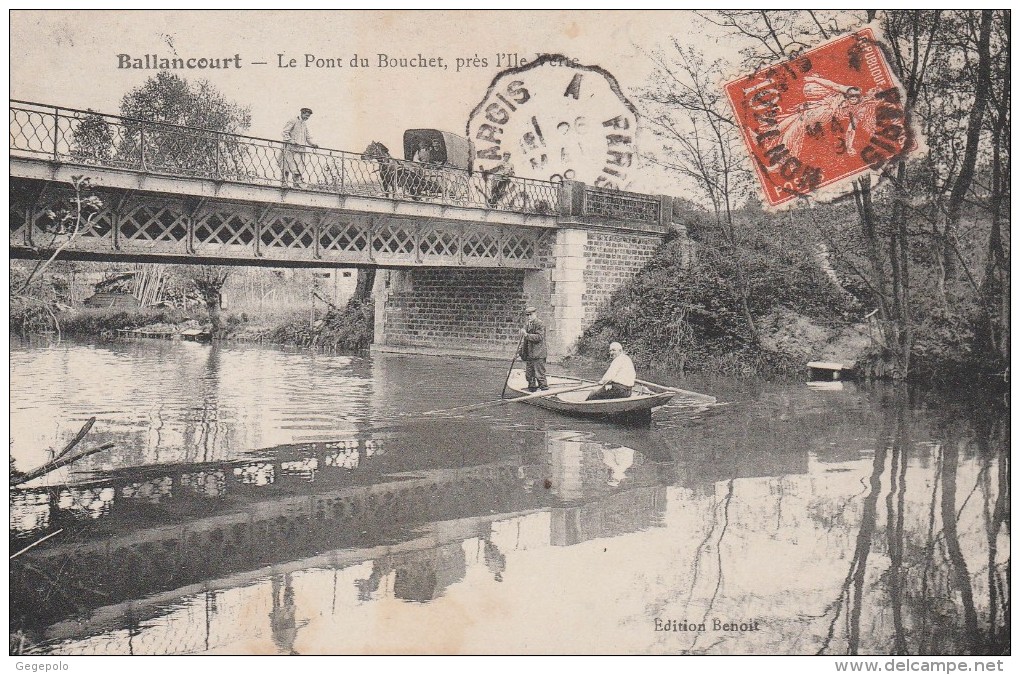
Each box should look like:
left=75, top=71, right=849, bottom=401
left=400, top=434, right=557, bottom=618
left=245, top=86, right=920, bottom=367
left=300, top=107, right=313, bottom=114
left=524, top=306, right=537, bottom=314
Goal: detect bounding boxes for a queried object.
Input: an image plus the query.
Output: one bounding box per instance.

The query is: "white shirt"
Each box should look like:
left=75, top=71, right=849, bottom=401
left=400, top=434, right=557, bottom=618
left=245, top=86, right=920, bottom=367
left=600, top=353, right=635, bottom=387
left=283, top=117, right=315, bottom=146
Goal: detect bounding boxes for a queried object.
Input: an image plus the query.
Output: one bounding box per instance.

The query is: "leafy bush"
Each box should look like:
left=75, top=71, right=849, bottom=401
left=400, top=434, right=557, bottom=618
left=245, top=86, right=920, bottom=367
left=577, top=220, right=860, bottom=376
left=318, top=299, right=375, bottom=351
left=9, top=301, right=53, bottom=335
left=266, top=300, right=375, bottom=352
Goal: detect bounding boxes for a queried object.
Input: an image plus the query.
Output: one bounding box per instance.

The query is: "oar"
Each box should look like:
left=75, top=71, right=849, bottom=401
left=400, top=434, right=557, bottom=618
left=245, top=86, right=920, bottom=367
left=501, top=333, right=526, bottom=399
left=635, top=378, right=717, bottom=404
left=423, top=382, right=596, bottom=416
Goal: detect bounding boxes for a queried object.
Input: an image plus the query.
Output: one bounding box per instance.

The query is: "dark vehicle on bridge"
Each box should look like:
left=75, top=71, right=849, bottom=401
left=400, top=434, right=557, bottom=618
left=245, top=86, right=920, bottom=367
left=401, top=129, right=518, bottom=209
left=361, top=129, right=473, bottom=202
left=402, top=129, right=470, bottom=169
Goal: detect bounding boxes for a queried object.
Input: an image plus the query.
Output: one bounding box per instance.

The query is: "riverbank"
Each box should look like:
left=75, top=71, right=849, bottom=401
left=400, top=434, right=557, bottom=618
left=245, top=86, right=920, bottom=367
left=572, top=221, right=1006, bottom=386
left=9, top=300, right=376, bottom=353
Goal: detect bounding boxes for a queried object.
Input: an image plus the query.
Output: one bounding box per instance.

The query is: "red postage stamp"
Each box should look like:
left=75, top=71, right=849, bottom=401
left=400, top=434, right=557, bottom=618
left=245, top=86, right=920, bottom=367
left=725, top=27, right=913, bottom=207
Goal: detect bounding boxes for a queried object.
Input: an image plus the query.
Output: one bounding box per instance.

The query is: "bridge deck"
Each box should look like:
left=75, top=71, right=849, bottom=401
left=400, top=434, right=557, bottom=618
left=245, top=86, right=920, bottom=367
left=10, top=101, right=669, bottom=268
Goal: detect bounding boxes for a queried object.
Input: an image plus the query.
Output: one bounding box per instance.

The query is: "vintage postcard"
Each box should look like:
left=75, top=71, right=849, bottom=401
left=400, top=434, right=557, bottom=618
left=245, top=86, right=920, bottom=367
left=8, top=10, right=1009, bottom=664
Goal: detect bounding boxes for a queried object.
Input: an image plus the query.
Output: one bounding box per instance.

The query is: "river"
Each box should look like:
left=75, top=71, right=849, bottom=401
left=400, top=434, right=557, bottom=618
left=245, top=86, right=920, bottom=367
left=8, top=338, right=1009, bottom=655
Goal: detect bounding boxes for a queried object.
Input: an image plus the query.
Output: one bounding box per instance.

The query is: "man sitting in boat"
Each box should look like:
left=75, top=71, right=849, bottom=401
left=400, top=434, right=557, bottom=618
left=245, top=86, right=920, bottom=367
left=586, top=342, right=636, bottom=400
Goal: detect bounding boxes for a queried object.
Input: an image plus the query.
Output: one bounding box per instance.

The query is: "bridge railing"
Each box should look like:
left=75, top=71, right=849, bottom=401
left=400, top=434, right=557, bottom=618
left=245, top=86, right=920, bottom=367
left=581, top=185, right=661, bottom=225
left=10, top=101, right=561, bottom=217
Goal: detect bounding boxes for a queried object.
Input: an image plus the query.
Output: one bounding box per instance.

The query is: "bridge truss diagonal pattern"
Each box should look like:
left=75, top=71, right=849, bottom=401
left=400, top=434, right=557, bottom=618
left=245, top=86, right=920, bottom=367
left=10, top=184, right=548, bottom=269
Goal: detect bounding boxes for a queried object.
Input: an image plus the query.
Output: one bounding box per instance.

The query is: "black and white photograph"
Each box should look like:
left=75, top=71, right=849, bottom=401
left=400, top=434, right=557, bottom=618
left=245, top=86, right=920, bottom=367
left=8, top=9, right=1010, bottom=662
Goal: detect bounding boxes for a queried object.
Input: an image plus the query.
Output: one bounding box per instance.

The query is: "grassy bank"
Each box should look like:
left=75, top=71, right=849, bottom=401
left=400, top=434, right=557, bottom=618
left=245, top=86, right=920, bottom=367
left=10, top=299, right=375, bottom=354
left=10, top=305, right=197, bottom=338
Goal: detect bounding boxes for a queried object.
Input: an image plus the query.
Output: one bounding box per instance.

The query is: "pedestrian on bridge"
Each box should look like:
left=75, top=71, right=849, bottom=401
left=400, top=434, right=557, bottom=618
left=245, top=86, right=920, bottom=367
left=519, top=306, right=548, bottom=392
left=282, top=107, right=318, bottom=187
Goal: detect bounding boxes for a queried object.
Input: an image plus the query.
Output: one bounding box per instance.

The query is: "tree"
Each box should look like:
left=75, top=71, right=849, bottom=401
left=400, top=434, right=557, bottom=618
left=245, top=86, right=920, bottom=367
left=71, top=111, right=114, bottom=164
left=862, top=10, right=1007, bottom=376
left=641, top=43, right=761, bottom=343
left=116, top=72, right=251, bottom=331
left=640, top=12, right=869, bottom=349
left=679, top=10, right=1010, bottom=379
left=11, top=176, right=104, bottom=338
left=120, top=71, right=251, bottom=133
left=180, top=266, right=231, bottom=333
left=351, top=268, right=376, bottom=305
left=977, top=11, right=1010, bottom=368
left=116, top=71, right=252, bottom=176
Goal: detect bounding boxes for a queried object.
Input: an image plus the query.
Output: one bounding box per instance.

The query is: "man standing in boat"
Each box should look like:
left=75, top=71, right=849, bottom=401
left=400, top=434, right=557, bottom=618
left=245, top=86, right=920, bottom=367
left=519, top=306, right=548, bottom=392
left=586, top=342, right=635, bottom=400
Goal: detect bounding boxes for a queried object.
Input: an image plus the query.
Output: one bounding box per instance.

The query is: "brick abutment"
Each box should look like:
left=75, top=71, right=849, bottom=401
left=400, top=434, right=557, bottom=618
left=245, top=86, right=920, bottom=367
left=373, top=227, right=665, bottom=361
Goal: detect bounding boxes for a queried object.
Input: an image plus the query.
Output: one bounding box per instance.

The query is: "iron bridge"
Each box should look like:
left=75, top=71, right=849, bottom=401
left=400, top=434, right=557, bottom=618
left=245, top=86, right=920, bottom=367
left=10, top=101, right=670, bottom=269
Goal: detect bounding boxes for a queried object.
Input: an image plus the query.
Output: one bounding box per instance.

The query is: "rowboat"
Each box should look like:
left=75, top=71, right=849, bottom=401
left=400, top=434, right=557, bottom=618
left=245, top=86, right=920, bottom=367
left=503, top=369, right=678, bottom=420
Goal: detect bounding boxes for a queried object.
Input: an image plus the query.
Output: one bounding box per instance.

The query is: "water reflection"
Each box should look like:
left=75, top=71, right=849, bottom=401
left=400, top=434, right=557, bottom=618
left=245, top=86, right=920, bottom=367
left=10, top=340, right=376, bottom=477
left=8, top=340, right=1009, bottom=655
left=10, top=491, right=51, bottom=535
left=180, top=470, right=227, bottom=498
left=120, top=477, right=173, bottom=504
left=269, top=574, right=304, bottom=655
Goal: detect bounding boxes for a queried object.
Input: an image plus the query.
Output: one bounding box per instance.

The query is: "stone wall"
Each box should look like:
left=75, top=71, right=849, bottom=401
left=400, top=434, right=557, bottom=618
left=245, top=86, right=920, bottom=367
left=377, top=268, right=527, bottom=355
left=581, top=230, right=661, bottom=324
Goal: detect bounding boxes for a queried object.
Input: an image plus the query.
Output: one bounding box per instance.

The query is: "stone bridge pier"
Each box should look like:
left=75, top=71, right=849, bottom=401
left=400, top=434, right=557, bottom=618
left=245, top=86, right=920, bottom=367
left=373, top=183, right=671, bottom=362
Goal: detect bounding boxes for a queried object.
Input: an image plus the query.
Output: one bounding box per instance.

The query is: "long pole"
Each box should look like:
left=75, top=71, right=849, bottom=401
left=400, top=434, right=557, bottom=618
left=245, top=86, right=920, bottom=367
left=10, top=529, right=63, bottom=560
left=634, top=378, right=717, bottom=404
left=501, top=333, right=526, bottom=399
left=425, top=382, right=596, bottom=417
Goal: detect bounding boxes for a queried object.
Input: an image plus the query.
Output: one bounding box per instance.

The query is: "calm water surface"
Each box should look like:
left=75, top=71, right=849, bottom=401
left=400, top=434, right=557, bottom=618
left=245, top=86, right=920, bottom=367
left=9, top=338, right=1009, bottom=655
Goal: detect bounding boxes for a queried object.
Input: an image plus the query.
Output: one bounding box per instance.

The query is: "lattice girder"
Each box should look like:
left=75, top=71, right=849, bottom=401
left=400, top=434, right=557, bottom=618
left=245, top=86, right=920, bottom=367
left=372, top=222, right=416, bottom=256
left=14, top=191, right=544, bottom=268
left=463, top=229, right=500, bottom=259
left=418, top=225, right=459, bottom=258
left=194, top=211, right=256, bottom=248
left=261, top=215, right=314, bottom=250
left=502, top=231, right=536, bottom=260
left=320, top=220, right=370, bottom=255
left=120, top=205, right=188, bottom=243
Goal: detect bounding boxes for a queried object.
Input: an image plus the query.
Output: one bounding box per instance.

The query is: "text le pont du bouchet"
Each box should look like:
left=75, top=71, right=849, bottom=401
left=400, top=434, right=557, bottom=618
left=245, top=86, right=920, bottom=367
left=117, top=53, right=529, bottom=73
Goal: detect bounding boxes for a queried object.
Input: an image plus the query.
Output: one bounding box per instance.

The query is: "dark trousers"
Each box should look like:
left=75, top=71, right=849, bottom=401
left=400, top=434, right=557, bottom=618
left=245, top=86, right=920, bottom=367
left=585, top=382, right=633, bottom=401
left=525, top=358, right=548, bottom=390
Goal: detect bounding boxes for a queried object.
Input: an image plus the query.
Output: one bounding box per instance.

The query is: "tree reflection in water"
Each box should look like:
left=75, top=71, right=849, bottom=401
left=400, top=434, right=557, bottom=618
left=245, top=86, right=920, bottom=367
left=816, top=386, right=1009, bottom=656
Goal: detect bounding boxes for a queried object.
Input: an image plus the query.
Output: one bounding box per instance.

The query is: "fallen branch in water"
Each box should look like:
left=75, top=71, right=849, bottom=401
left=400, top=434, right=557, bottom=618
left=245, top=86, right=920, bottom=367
left=12, top=443, right=114, bottom=486
left=52, top=417, right=97, bottom=462
left=10, top=529, right=64, bottom=560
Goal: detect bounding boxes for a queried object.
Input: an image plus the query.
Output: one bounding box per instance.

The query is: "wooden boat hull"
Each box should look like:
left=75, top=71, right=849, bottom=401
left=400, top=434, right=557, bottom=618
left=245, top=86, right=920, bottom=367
left=504, top=369, right=675, bottom=419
